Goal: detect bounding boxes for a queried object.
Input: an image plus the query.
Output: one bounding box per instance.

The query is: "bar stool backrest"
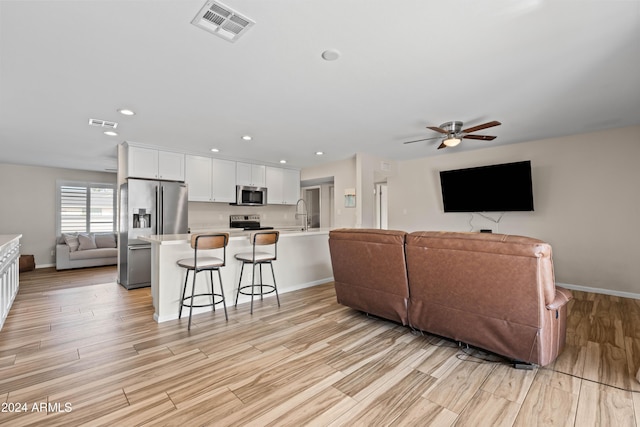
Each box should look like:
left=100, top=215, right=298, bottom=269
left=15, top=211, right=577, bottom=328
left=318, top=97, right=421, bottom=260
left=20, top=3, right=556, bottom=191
left=249, top=231, right=279, bottom=261
left=191, top=233, right=229, bottom=268
left=251, top=230, right=279, bottom=246
left=191, top=233, right=229, bottom=250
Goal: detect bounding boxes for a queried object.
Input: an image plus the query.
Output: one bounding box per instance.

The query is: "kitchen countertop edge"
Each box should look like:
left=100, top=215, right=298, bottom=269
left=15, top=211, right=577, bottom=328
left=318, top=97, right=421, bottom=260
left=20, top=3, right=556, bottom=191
left=139, top=228, right=331, bottom=245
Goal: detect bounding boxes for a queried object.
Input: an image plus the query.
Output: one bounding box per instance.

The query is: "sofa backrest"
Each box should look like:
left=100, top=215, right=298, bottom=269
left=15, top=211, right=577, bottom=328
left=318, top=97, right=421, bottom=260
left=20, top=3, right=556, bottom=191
left=406, top=231, right=556, bottom=312
left=328, top=228, right=410, bottom=325
left=58, top=232, right=117, bottom=249
left=405, top=231, right=557, bottom=362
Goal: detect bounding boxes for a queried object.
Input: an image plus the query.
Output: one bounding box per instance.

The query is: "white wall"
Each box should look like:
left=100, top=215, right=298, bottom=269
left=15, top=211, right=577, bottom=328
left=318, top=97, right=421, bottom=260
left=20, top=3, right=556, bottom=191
left=355, top=153, right=396, bottom=228
left=387, top=126, right=640, bottom=295
left=0, top=164, right=117, bottom=267
left=301, top=156, right=358, bottom=228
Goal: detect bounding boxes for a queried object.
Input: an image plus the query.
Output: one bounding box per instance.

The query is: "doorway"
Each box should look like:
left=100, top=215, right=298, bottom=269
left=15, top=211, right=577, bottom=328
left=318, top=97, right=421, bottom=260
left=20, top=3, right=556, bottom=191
left=300, top=177, right=334, bottom=229
left=303, top=187, right=321, bottom=229
left=375, top=182, right=388, bottom=229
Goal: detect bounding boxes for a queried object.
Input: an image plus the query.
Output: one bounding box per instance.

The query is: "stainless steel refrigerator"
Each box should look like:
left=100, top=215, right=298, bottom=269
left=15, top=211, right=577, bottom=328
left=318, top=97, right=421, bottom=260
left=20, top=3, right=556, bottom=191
left=118, top=179, right=188, bottom=289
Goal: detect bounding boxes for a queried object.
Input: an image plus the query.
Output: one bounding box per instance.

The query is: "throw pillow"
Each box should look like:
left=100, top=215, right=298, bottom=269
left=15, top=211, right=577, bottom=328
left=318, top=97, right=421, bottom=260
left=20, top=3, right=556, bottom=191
left=95, top=233, right=117, bottom=248
left=63, top=233, right=80, bottom=252
left=78, top=233, right=97, bottom=251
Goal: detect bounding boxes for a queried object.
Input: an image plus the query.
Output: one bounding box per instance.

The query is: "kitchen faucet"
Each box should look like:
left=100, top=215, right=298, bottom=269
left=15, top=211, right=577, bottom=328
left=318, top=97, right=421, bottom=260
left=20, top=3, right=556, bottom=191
left=295, top=198, right=308, bottom=231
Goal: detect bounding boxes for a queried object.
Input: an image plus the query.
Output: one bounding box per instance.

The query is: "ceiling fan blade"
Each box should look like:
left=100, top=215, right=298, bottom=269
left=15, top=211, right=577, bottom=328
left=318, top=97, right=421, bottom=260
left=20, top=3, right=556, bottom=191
left=463, top=134, right=497, bottom=141
left=437, top=142, right=447, bottom=149
left=462, top=120, right=501, bottom=134
left=403, top=136, right=443, bottom=144
left=427, top=126, right=448, bottom=134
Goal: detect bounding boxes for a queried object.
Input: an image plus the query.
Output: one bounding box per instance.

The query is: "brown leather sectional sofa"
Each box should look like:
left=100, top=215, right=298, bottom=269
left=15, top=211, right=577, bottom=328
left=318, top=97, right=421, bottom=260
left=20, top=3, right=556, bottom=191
left=328, top=229, right=573, bottom=366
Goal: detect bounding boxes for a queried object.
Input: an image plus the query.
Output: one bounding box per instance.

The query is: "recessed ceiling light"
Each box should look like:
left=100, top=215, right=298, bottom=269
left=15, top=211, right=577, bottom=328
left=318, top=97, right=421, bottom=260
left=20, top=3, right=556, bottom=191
left=315, top=151, right=324, bottom=155
left=118, top=109, right=135, bottom=116
left=104, top=131, right=118, bottom=136
left=241, top=135, right=252, bottom=141
left=279, top=160, right=287, bottom=164
left=210, top=148, right=220, bottom=152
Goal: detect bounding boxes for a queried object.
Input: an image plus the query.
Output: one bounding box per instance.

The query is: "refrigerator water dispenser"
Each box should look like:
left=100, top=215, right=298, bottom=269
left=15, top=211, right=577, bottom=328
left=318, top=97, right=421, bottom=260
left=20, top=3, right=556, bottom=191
left=133, top=209, right=151, bottom=229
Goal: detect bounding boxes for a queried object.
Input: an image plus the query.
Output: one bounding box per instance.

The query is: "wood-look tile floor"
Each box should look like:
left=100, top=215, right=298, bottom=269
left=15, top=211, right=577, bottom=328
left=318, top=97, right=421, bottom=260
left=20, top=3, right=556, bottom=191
left=1, top=266, right=639, bottom=426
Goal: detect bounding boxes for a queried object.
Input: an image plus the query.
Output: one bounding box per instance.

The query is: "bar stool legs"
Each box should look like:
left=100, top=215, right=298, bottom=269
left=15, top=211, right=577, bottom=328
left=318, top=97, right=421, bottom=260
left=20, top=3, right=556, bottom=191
left=234, top=231, right=280, bottom=315
left=179, top=267, right=228, bottom=330
left=235, top=259, right=280, bottom=314
left=176, top=233, right=229, bottom=330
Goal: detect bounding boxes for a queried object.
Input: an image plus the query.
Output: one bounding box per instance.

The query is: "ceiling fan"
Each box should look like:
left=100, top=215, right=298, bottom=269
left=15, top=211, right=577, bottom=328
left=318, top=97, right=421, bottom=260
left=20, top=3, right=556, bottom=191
left=404, top=120, right=501, bottom=149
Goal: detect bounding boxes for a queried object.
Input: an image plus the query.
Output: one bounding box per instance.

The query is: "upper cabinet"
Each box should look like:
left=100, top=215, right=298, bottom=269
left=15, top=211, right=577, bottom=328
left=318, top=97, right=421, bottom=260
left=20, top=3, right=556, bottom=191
left=120, top=143, right=298, bottom=204
left=185, top=155, right=236, bottom=203
left=126, top=145, right=185, bottom=181
left=236, top=162, right=266, bottom=187
left=282, top=168, right=301, bottom=204
left=185, top=155, right=212, bottom=201
left=211, top=158, right=237, bottom=202
left=266, top=167, right=300, bottom=205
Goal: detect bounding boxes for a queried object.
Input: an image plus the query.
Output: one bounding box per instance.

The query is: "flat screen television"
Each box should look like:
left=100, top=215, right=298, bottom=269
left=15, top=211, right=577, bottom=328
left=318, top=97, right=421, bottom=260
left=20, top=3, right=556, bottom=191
left=439, top=160, right=534, bottom=212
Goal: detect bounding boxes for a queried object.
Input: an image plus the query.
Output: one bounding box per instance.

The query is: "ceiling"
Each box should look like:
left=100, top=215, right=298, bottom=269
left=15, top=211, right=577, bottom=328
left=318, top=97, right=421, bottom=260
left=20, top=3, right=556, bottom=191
left=1, top=0, right=639, bottom=173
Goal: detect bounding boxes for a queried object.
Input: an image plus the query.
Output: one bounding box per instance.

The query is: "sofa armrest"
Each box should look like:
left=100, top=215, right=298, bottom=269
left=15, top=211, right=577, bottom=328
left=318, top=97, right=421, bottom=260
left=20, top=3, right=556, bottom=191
left=56, top=243, right=71, bottom=270
left=546, top=287, right=573, bottom=310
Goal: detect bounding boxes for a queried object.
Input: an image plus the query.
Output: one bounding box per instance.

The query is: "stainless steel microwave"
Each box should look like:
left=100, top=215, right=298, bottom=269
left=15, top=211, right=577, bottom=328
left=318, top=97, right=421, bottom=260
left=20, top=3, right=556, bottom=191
left=234, top=185, right=267, bottom=206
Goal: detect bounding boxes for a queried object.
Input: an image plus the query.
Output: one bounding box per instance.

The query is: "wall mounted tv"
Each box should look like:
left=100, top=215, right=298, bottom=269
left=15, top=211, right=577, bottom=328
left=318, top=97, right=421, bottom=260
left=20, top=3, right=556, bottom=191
left=439, top=160, right=534, bottom=212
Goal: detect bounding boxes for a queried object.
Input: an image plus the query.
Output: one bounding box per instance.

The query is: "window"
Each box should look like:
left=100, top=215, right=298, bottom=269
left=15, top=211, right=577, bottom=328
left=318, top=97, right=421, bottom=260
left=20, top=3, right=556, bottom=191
left=57, top=181, right=116, bottom=234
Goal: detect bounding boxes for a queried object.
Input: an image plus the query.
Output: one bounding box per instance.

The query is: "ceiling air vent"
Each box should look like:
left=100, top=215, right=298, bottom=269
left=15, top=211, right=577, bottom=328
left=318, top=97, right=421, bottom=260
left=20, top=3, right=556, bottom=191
left=191, top=1, right=255, bottom=43
left=88, top=118, right=118, bottom=129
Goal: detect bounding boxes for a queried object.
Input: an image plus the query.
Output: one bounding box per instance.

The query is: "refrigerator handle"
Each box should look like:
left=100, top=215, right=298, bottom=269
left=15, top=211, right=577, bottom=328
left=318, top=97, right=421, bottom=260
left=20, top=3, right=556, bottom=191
left=156, top=185, right=162, bottom=235
left=160, top=185, right=165, bottom=235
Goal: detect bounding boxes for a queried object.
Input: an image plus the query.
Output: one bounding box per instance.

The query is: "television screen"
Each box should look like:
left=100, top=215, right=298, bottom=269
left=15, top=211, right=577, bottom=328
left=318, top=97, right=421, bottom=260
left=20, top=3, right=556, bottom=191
left=439, top=160, right=534, bottom=212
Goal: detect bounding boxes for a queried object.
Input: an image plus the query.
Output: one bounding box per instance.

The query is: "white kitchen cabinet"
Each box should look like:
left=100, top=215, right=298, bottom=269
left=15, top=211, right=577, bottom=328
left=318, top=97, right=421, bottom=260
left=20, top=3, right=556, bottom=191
left=185, top=155, right=236, bottom=202
left=157, top=151, right=185, bottom=181
left=185, top=155, right=212, bottom=201
left=127, top=146, right=158, bottom=179
left=211, top=158, right=236, bottom=202
left=265, top=167, right=284, bottom=204
left=265, top=167, right=300, bottom=205
left=282, top=168, right=301, bottom=204
left=236, top=162, right=266, bottom=187
left=127, top=145, right=185, bottom=181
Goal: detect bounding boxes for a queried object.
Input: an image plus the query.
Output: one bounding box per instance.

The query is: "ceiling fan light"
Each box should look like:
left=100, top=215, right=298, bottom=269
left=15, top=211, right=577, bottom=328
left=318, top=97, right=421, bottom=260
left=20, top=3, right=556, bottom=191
left=444, top=137, right=461, bottom=147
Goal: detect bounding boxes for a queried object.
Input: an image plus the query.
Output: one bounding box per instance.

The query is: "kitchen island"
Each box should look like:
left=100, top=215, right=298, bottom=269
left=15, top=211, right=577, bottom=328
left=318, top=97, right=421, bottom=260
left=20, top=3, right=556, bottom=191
left=139, top=229, right=333, bottom=322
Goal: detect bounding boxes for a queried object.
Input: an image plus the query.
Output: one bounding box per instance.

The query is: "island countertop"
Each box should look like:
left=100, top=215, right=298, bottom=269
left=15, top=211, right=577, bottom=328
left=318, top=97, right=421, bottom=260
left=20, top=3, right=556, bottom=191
left=139, top=228, right=331, bottom=245
left=141, top=228, right=333, bottom=323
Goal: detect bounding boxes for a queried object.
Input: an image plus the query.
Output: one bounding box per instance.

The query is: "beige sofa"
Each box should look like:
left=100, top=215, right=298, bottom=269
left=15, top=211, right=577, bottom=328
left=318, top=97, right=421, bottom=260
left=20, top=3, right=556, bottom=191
left=328, top=229, right=573, bottom=366
left=56, top=232, right=118, bottom=270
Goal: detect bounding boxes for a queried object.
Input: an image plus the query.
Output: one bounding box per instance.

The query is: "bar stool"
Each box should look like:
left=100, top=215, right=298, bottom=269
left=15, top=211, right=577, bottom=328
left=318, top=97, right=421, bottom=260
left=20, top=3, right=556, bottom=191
left=177, top=233, right=229, bottom=330
left=234, top=230, right=280, bottom=314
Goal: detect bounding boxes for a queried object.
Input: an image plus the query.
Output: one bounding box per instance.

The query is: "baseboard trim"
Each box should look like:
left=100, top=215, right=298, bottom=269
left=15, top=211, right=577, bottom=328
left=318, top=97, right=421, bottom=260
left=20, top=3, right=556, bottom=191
left=557, top=282, right=640, bottom=300
left=155, top=276, right=335, bottom=323
left=35, top=263, right=55, bottom=269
